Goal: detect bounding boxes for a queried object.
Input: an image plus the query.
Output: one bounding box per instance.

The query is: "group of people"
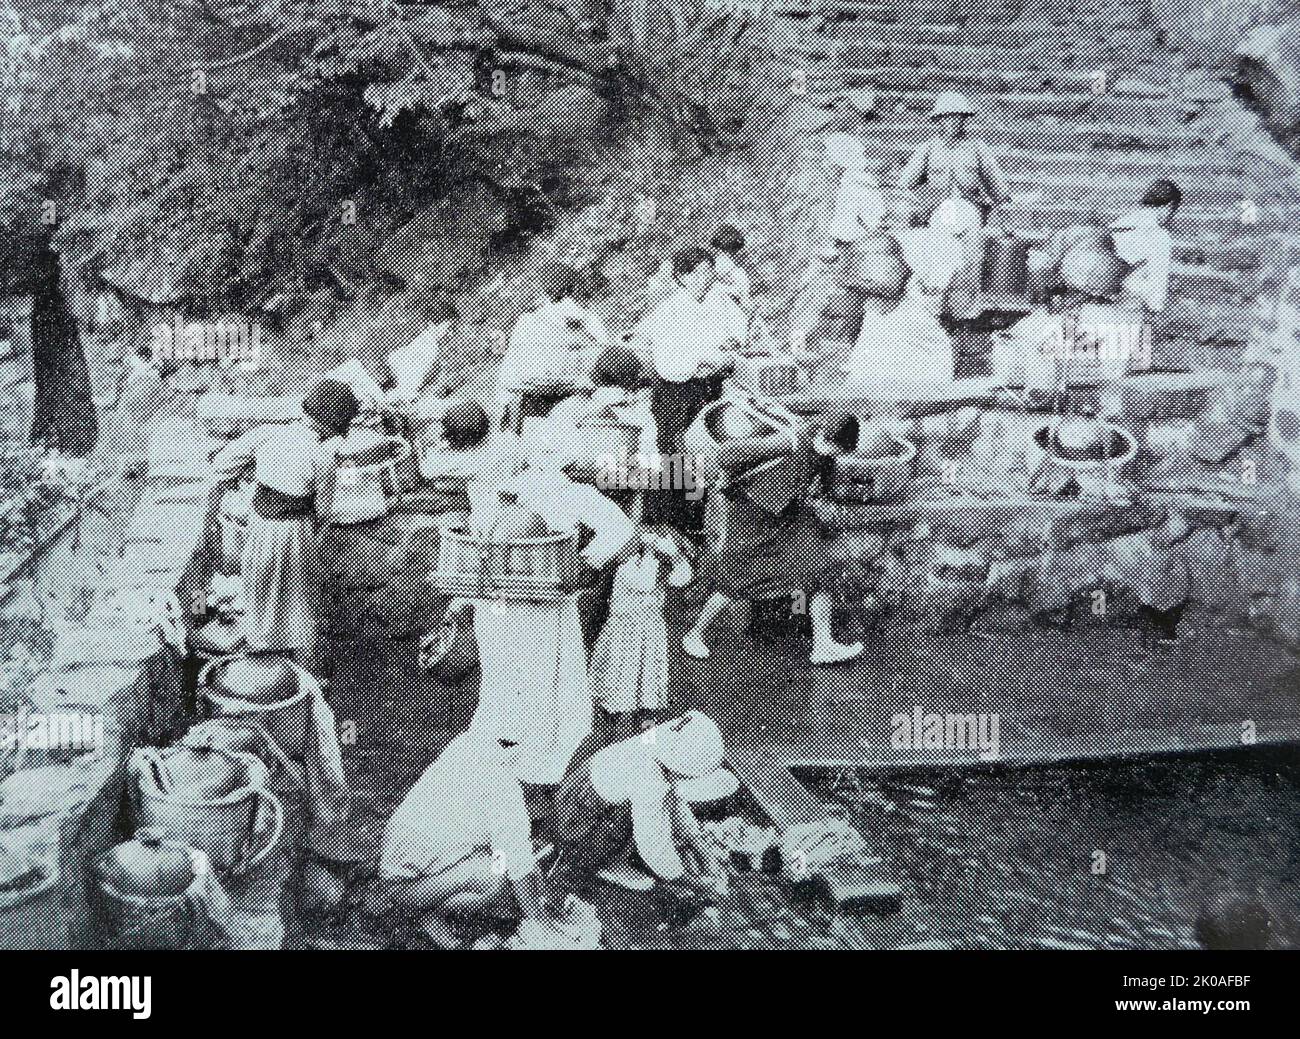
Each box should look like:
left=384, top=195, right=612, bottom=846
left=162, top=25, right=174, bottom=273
left=824, top=90, right=1178, bottom=390
left=207, top=91, right=1184, bottom=945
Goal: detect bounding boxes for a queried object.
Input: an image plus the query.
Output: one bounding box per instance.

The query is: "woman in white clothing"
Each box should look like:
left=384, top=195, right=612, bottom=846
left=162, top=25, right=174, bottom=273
left=456, top=437, right=636, bottom=785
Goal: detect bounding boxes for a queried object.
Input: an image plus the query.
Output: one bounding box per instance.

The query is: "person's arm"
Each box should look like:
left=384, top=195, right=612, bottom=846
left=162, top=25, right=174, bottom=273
left=975, top=139, right=1013, bottom=204
left=210, top=424, right=272, bottom=485
left=714, top=429, right=793, bottom=471
left=630, top=783, right=686, bottom=882
left=898, top=140, right=930, bottom=190
left=569, top=482, right=637, bottom=568
left=1141, top=230, right=1172, bottom=312
left=669, top=792, right=726, bottom=889
left=510, top=871, right=559, bottom=921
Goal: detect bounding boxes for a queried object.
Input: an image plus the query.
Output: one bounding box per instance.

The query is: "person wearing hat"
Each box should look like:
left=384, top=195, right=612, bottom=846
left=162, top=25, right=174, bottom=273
left=497, top=262, right=611, bottom=430
left=374, top=714, right=575, bottom=947
left=551, top=711, right=733, bottom=894
left=211, top=378, right=359, bottom=669
left=899, top=92, right=1012, bottom=223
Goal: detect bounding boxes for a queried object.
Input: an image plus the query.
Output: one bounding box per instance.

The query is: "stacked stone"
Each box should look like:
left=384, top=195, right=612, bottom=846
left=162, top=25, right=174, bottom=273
left=762, top=0, right=1300, bottom=636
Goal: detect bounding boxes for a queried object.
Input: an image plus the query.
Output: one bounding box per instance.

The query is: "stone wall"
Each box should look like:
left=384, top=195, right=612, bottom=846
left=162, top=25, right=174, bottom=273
left=0, top=418, right=214, bottom=948
left=756, top=2, right=1300, bottom=643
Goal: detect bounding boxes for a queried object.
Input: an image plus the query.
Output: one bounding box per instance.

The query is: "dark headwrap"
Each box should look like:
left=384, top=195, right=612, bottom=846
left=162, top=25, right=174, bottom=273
left=590, top=346, right=644, bottom=391
left=302, top=378, right=360, bottom=437
left=441, top=399, right=490, bottom=450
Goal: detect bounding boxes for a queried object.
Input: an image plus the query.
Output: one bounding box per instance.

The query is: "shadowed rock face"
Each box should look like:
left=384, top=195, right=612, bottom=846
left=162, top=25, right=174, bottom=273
left=29, top=248, right=97, bottom=458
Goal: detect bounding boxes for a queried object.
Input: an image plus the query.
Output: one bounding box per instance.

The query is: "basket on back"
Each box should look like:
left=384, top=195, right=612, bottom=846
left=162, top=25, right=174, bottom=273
left=731, top=353, right=808, bottom=398
left=685, top=397, right=809, bottom=515
left=321, top=431, right=416, bottom=526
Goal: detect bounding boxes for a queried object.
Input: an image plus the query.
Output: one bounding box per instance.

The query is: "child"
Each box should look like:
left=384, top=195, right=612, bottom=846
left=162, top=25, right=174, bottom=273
left=588, top=526, right=691, bottom=742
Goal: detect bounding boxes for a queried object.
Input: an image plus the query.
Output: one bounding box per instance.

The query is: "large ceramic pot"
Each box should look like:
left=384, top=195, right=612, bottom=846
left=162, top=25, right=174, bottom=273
left=128, top=744, right=283, bottom=876
left=89, top=828, right=209, bottom=950
left=199, top=654, right=309, bottom=761
left=837, top=232, right=909, bottom=298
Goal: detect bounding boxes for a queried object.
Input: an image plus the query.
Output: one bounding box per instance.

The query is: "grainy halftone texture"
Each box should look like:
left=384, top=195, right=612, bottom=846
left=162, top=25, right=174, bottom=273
left=3, top=0, right=1300, bottom=952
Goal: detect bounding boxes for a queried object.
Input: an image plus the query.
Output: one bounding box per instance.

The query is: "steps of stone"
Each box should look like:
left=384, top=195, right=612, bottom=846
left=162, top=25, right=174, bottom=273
left=810, top=112, right=1213, bottom=150
left=842, top=141, right=1244, bottom=177
left=998, top=202, right=1300, bottom=234
left=821, top=19, right=1162, bottom=49
left=1156, top=300, right=1271, bottom=340
left=861, top=89, right=1196, bottom=122
left=1001, top=177, right=1272, bottom=209
left=834, top=41, right=1173, bottom=71
left=833, top=65, right=1175, bottom=95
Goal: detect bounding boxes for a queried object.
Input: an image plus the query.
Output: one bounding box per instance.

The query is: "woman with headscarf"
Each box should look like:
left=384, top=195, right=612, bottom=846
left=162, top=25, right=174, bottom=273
left=552, top=711, right=733, bottom=894
left=899, top=92, right=1012, bottom=224
left=211, top=378, right=359, bottom=669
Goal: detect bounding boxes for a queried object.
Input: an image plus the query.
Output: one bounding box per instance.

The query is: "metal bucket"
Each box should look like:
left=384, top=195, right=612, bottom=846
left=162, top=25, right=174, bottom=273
left=128, top=745, right=283, bottom=877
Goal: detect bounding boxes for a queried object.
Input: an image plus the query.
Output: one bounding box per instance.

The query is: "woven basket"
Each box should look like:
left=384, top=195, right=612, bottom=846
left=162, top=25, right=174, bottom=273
left=430, top=526, right=584, bottom=602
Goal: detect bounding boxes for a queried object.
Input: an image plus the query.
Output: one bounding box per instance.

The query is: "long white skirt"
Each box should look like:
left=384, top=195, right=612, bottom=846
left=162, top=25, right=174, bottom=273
left=471, top=597, right=592, bottom=785
left=846, top=297, right=955, bottom=384
left=241, top=512, right=322, bottom=654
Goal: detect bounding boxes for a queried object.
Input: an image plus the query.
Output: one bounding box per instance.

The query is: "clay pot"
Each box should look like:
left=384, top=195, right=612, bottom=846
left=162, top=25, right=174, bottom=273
left=490, top=491, right=548, bottom=539
left=1058, top=239, right=1132, bottom=299
left=94, top=828, right=195, bottom=898
left=210, top=654, right=299, bottom=706
left=200, top=654, right=309, bottom=761
left=717, top=405, right=768, bottom=440
left=838, top=233, right=908, bottom=298
left=1053, top=416, right=1110, bottom=460
left=129, top=745, right=283, bottom=876
left=89, top=829, right=207, bottom=950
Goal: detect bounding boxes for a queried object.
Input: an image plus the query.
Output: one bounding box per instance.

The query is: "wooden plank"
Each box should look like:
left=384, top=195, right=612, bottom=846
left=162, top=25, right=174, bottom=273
left=728, top=746, right=831, bottom=828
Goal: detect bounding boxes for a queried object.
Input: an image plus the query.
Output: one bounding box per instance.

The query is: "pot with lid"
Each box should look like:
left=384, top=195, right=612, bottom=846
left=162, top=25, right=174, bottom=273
left=128, top=743, right=283, bottom=877
left=837, top=231, right=909, bottom=299
left=89, top=828, right=210, bottom=949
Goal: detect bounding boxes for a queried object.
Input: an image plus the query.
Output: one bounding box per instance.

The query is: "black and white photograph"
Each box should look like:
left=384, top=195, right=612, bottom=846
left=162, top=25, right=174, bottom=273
left=0, top=0, right=1297, bottom=1002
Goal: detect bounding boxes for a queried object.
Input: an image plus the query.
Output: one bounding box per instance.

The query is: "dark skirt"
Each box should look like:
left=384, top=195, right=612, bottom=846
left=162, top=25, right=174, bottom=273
left=708, top=493, right=834, bottom=601
left=643, top=374, right=726, bottom=531
left=552, top=759, right=635, bottom=884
